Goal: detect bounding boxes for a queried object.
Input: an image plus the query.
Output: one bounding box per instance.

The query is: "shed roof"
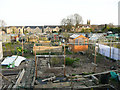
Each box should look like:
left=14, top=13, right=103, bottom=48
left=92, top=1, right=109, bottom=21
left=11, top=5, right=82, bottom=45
left=70, top=34, right=88, bottom=40
left=70, top=34, right=80, bottom=39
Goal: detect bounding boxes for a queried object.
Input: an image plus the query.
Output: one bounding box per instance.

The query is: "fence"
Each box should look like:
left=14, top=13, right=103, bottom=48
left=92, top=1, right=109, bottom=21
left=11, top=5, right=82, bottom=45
left=96, top=43, right=120, bottom=60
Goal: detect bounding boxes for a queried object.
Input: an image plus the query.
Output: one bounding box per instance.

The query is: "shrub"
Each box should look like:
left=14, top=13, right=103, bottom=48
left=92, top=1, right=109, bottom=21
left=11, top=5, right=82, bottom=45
left=65, top=57, right=74, bottom=66
left=23, top=49, right=28, bottom=53
left=74, top=58, right=80, bottom=61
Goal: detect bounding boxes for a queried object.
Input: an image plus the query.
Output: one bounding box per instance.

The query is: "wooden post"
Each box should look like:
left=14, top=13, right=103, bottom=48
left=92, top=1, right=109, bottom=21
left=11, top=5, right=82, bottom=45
left=110, top=37, right=112, bottom=58
left=73, top=40, right=75, bottom=52
left=94, top=44, right=96, bottom=72
left=64, top=43, right=66, bottom=76
left=34, top=44, right=37, bottom=78
left=94, top=45, right=96, bottom=64
left=78, top=38, right=79, bottom=45
left=22, top=37, right=23, bottom=56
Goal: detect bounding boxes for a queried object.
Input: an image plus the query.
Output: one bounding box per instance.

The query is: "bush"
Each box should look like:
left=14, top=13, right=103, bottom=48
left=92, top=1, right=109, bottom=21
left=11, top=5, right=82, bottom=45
left=74, top=58, right=80, bottom=61
left=23, top=49, right=28, bottom=53
left=65, top=57, right=74, bottom=66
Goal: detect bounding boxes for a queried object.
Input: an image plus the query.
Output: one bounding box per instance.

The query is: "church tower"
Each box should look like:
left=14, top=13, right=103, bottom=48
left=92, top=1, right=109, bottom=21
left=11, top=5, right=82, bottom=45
left=87, top=20, right=90, bottom=25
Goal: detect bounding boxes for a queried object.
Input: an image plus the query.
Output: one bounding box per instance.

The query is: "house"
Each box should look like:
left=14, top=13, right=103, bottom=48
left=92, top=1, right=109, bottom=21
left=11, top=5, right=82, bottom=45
left=28, top=34, right=39, bottom=43
left=24, top=26, right=43, bottom=34
left=10, top=26, right=18, bottom=34
left=44, top=26, right=51, bottom=33
left=69, top=34, right=89, bottom=52
left=52, top=26, right=60, bottom=32
left=25, top=27, right=32, bottom=33
left=34, top=27, right=42, bottom=33
left=6, top=27, right=12, bottom=34
left=18, top=27, right=24, bottom=34
left=72, top=24, right=91, bottom=32
left=2, top=34, right=11, bottom=43
left=44, top=25, right=61, bottom=33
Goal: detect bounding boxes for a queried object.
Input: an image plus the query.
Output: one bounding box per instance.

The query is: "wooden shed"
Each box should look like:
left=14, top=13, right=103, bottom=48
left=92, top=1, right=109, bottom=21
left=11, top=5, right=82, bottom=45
left=69, top=34, right=89, bottom=52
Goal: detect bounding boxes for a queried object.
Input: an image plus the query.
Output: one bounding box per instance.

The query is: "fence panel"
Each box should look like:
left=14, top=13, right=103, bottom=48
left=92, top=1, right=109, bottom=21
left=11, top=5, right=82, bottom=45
left=97, top=43, right=120, bottom=60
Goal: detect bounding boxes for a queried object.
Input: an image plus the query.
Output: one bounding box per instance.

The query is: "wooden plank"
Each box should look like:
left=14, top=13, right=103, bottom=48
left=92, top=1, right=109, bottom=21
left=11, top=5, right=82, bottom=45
left=42, top=76, right=56, bottom=82
left=31, top=75, right=36, bottom=87
left=91, top=75, right=99, bottom=84
left=34, top=82, right=71, bottom=88
left=8, top=83, right=13, bottom=89
left=36, top=55, right=65, bottom=58
left=33, top=46, right=62, bottom=53
left=74, top=84, right=110, bottom=89
left=0, top=73, right=15, bottom=84
left=84, top=70, right=119, bottom=77
left=13, top=69, right=25, bottom=88
left=2, top=70, right=19, bottom=76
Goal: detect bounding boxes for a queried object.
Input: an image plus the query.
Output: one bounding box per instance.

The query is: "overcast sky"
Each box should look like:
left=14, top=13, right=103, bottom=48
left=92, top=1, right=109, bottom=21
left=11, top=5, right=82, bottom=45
left=0, top=0, right=119, bottom=26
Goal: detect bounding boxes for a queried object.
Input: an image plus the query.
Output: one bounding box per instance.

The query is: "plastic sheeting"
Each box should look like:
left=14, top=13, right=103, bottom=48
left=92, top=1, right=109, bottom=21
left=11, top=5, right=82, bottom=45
left=97, top=43, right=120, bottom=60
left=1, top=55, right=26, bottom=66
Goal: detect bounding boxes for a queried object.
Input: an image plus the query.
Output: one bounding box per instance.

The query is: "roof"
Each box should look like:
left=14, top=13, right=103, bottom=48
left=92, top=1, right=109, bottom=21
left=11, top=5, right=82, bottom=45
left=24, top=26, right=43, bottom=29
left=70, top=34, right=80, bottom=39
left=107, top=34, right=115, bottom=37
left=89, top=34, right=104, bottom=41
left=70, top=33, right=86, bottom=39
left=70, top=34, right=88, bottom=40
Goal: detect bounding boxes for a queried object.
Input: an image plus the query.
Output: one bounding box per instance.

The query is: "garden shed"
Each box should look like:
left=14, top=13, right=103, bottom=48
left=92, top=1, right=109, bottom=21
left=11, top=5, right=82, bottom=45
left=69, top=34, right=89, bottom=52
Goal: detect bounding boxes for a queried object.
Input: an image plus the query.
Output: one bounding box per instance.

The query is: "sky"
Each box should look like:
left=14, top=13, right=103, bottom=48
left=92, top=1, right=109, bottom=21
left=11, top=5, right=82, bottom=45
left=0, top=0, right=119, bottom=26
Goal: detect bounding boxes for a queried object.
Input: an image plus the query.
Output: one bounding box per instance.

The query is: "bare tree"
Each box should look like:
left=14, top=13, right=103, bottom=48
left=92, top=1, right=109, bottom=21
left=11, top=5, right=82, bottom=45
left=61, top=13, right=83, bottom=32
left=61, top=18, right=67, bottom=25
left=74, top=13, right=83, bottom=28
left=0, top=20, right=6, bottom=30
